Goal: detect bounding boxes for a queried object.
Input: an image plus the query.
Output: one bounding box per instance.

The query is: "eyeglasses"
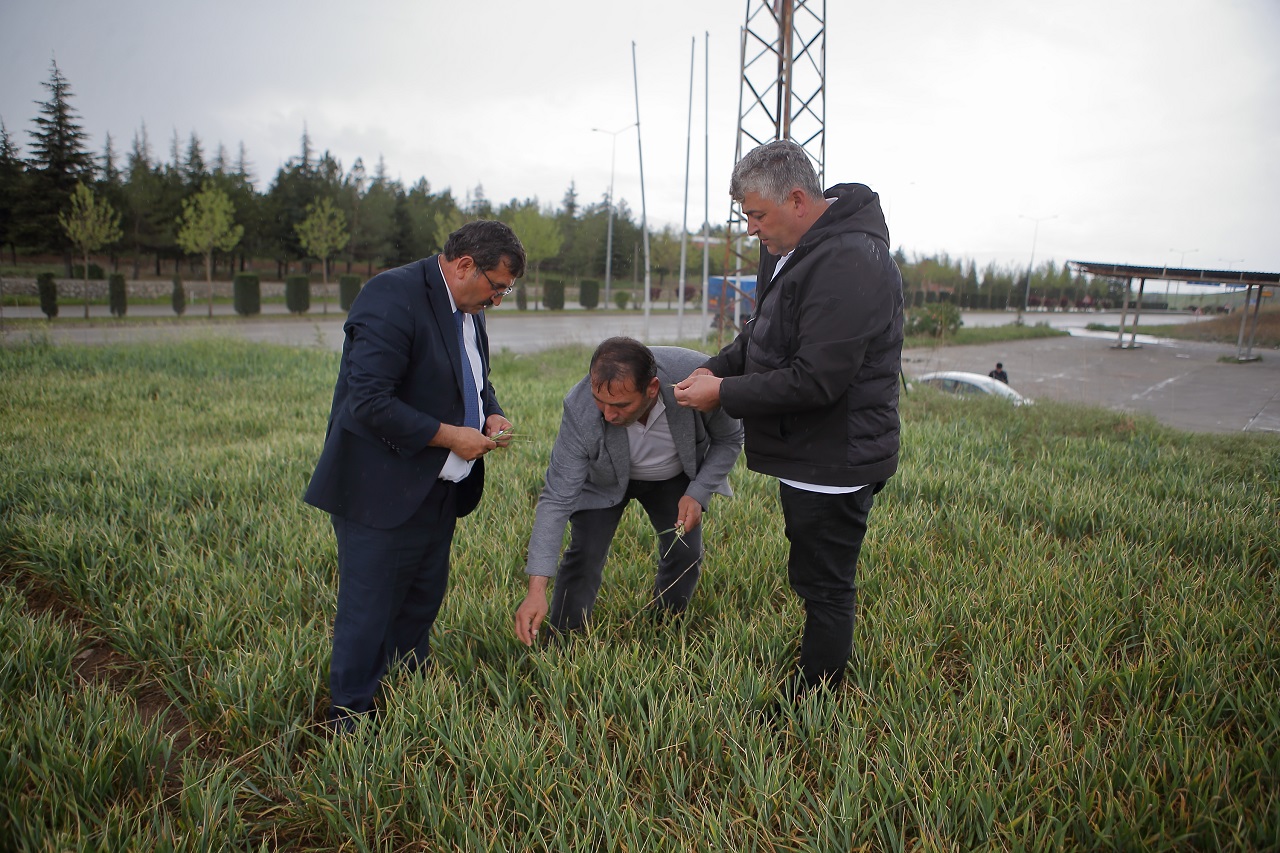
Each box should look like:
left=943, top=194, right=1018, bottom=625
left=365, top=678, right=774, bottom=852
left=479, top=268, right=516, bottom=297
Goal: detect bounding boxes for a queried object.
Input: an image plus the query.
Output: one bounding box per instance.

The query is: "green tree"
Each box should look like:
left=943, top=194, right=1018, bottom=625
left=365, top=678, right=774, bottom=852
left=0, top=120, right=23, bottom=265
left=263, top=130, right=325, bottom=275
left=58, top=181, right=122, bottom=319
left=432, top=205, right=466, bottom=256
left=507, top=201, right=563, bottom=289
left=401, top=179, right=460, bottom=261
left=650, top=226, right=684, bottom=305
left=352, top=158, right=397, bottom=274
left=182, top=132, right=206, bottom=188
left=295, top=197, right=349, bottom=315
left=175, top=183, right=244, bottom=317
left=22, top=60, right=94, bottom=270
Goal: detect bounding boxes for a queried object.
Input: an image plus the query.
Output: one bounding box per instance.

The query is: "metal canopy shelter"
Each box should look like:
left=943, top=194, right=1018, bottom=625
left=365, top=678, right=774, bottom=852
left=1069, top=260, right=1278, bottom=361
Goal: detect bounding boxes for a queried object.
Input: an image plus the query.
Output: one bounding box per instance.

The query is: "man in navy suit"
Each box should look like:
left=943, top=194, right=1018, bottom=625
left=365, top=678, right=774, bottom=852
left=305, top=220, right=526, bottom=730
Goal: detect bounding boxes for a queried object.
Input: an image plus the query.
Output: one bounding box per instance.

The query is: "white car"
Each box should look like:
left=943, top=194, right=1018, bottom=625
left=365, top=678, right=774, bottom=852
left=915, top=371, right=1033, bottom=405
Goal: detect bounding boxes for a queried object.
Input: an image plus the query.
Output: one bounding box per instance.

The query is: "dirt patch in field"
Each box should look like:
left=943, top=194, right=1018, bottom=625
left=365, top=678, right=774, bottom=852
left=6, top=568, right=209, bottom=787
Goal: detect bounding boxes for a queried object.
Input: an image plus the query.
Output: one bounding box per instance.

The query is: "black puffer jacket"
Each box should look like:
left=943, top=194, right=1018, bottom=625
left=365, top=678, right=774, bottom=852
left=705, top=183, right=903, bottom=487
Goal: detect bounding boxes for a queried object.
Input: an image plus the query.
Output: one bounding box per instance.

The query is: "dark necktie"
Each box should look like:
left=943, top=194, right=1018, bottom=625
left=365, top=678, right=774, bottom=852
left=453, top=310, right=481, bottom=430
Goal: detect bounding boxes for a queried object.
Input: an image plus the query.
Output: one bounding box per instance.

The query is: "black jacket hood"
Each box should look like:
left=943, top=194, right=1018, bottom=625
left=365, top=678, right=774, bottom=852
left=801, top=182, right=890, bottom=251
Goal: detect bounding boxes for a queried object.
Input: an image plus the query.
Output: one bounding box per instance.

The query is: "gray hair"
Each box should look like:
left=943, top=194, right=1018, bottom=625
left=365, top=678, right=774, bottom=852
left=729, top=140, right=823, bottom=204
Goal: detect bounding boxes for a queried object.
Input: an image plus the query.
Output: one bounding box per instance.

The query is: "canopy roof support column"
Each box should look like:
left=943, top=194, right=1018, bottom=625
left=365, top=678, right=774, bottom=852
left=1129, top=277, right=1147, bottom=348
left=1114, top=276, right=1135, bottom=349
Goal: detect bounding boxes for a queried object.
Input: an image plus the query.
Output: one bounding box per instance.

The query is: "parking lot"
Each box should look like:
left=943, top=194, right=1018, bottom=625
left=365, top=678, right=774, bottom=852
left=902, top=328, right=1279, bottom=434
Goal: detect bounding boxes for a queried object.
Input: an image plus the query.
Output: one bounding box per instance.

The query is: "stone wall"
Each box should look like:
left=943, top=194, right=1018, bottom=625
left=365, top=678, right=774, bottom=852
left=0, top=277, right=338, bottom=300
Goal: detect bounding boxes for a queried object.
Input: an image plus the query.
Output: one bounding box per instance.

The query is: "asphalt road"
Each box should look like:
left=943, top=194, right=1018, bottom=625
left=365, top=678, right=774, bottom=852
left=3, top=307, right=1276, bottom=435
left=902, top=331, right=1280, bottom=435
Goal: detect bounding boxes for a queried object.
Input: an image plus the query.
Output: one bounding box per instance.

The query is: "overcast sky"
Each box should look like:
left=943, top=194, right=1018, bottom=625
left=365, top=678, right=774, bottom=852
left=2, top=0, right=1278, bottom=276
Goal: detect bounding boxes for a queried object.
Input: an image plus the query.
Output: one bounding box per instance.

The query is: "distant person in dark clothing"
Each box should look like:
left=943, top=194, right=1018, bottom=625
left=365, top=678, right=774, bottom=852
left=989, top=362, right=1009, bottom=384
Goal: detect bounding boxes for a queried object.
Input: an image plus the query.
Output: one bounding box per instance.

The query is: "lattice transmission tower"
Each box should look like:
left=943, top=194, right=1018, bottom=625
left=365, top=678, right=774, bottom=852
left=719, top=0, right=826, bottom=329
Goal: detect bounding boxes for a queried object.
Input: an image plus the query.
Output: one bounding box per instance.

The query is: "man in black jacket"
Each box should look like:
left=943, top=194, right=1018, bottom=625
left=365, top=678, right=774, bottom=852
left=675, top=140, right=903, bottom=696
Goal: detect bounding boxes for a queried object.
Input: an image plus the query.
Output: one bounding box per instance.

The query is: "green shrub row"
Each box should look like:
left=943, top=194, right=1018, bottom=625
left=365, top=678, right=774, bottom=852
left=233, top=274, right=260, bottom=316
left=24, top=273, right=364, bottom=319
left=285, top=275, right=310, bottom=315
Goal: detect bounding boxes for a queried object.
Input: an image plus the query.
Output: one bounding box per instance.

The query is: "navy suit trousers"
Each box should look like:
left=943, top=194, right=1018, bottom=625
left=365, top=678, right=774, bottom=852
left=328, top=480, right=457, bottom=718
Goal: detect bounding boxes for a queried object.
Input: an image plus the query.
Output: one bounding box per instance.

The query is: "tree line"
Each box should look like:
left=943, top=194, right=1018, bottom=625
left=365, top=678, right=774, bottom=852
left=1, top=60, right=1117, bottom=309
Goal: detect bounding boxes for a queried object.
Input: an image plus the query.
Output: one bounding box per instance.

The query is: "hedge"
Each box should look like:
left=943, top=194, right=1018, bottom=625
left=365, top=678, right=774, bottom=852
left=233, top=273, right=261, bottom=316
left=37, top=272, right=57, bottom=320
left=108, top=273, right=127, bottom=318
left=171, top=275, right=186, bottom=316
left=543, top=280, right=565, bottom=311
left=338, top=275, right=361, bottom=311
left=285, top=274, right=311, bottom=314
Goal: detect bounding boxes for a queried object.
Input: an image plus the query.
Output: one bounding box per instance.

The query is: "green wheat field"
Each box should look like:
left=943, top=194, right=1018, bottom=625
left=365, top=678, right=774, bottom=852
left=1, top=338, right=1277, bottom=851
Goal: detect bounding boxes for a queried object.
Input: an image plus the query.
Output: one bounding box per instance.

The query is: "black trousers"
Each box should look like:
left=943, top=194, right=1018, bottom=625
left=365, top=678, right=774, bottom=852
left=779, top=480, right=882, bottom=688
left=548, top=474, right=701, bottom=632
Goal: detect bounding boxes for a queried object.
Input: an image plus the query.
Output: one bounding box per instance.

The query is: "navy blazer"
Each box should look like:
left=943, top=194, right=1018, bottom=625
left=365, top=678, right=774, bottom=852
left=304, top=257, right=501, bottom=528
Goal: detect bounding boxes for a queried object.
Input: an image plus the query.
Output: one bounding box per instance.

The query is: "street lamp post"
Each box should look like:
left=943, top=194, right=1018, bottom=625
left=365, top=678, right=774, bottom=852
left=1167, top=248, right=1198, bottom=309
left=592, top=123, right=636, bottom=310
left=1020, top=214, right=1057, bottom=313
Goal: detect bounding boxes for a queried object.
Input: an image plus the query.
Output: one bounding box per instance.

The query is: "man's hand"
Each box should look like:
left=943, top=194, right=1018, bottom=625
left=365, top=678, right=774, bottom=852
left=514, top=576, right=550, bottom=646
left=486, top=414, right=515, bottom=449
left=673, top=369, right=723, bottom=412
left=676, top=495, right=703, bottom=533
left=430, top=424, right=496, bottom=460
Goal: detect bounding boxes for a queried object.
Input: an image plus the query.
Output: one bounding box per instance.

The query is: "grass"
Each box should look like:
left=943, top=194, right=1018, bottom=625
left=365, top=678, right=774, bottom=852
left=1085, top=307, right=1280, bottom=349
left=904, top=321, right=1067, bottom=350
left=1, top=338, right=1278, bottom=850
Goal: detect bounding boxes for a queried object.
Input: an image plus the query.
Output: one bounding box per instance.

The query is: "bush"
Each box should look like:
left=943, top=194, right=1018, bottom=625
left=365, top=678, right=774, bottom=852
left=171, top=275, right=186, bottom=316
left=37, top=273, right=57, bottom=320
left=338, top=274, right=361, bottom=311
left=613, top=290, right=631, bottom=310
left=579, top=279, right=600, bottom=310
left=71, top=263, right=105, bottom=280
left=904, top=302, right=962, bottom=338
left=285, top=274, right=311, bottom=314
left=543, top=280, right=565, bottom=311
left=108, top=273, right=127, bottom=318
left=233, top=273, right=260, bottom=317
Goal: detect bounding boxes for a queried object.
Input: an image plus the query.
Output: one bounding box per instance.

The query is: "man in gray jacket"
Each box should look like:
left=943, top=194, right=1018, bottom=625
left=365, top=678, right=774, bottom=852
left=514, top=337, right=743, bottom=645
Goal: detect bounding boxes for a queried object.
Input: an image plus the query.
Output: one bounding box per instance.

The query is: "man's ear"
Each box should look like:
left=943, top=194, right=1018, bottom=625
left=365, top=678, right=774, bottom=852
left=646, top=377, right=662, bottom=398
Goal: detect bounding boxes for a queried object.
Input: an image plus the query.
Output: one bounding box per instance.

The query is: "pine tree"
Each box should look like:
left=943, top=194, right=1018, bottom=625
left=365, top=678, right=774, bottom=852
left=0, top=120, right=22, bottom=264
left=22, top=60, right=95, bottom=263
left=123, top=124, right=163, bottom=277
left=235, top=142, right=255, bottom=186
left=99, top=133, right=121, bottom=186
left=183, top=131, right=206, bottom=187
